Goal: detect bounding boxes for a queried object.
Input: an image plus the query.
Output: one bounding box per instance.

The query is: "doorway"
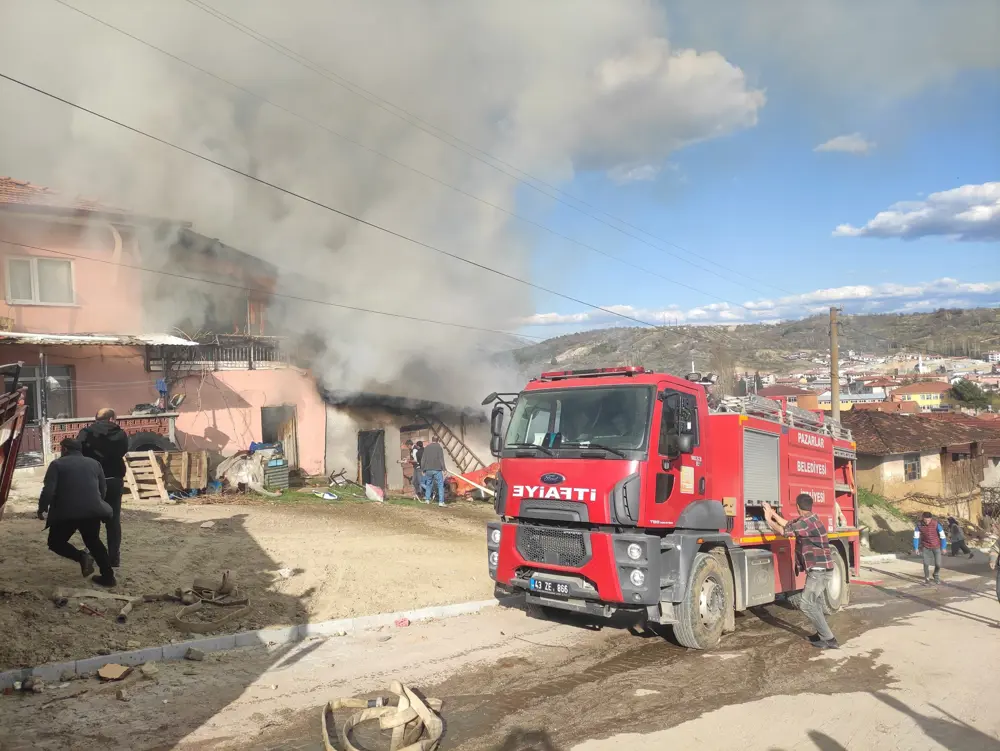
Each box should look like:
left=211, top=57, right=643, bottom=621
left=358, top=429, right=387, bottom=489
left=261, top=405, right=298, bottom=468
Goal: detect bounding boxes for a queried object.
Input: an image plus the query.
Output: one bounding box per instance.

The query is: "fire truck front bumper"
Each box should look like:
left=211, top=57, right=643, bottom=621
left=487, top=521, right=662, bottom=616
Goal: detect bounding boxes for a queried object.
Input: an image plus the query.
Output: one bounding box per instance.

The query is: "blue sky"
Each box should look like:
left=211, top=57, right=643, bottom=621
left=519, top=9, right=1000, bottom=339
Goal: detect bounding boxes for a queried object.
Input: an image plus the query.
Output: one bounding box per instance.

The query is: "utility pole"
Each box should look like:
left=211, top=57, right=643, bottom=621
left=830, top=307, right=842, bottom=422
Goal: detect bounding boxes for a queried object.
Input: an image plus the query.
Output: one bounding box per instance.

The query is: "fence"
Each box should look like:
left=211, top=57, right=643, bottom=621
left=146, top=339, right=289, bottom=372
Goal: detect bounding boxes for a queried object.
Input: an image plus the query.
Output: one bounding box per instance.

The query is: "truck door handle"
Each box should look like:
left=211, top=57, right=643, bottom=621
left=699, top=477, right=706, bottom=494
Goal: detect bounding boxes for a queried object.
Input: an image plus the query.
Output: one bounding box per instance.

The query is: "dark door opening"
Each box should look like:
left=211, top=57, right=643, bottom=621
left=358, top=429, right=387, bottom=489
left=261, top=405, right=298, bottom=468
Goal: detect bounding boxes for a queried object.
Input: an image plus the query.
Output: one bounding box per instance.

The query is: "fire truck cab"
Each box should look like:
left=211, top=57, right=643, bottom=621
left=484, top=366, right=859, bottom=649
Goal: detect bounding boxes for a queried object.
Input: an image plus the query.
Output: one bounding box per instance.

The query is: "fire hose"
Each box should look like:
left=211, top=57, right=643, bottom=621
left=321, top=681, right=443, bottom=751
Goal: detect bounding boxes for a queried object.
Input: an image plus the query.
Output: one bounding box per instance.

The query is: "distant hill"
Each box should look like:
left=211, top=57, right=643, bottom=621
left=512, top=307, right=1000, bottom=377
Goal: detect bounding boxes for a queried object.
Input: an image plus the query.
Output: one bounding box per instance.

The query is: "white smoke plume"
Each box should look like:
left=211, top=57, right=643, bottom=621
left=0, top=0, right=764, bottom=407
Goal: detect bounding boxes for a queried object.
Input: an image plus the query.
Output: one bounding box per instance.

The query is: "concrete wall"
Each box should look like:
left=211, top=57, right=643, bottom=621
left=0, top=214, right=144, bottom=335
left=857, top=449, right=943, bottom=499
left=324, top=405, right=492, bottom=491
left=983, top=457, right=1000, bottom=487
left=174, top=368, right=326, bottom=476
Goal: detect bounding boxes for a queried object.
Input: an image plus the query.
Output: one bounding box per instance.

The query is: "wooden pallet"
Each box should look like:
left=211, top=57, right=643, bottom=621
left=124, top=451, right=169, bottom=503
left=163, top=450, right=208, bottom=491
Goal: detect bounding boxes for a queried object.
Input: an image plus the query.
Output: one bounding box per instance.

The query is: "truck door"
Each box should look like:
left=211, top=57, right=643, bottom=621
left=642, top=384, right=705, bottom=527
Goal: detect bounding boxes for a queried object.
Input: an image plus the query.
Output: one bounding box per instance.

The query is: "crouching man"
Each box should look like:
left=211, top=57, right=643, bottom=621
left=38, top=437, right=116, bottom=587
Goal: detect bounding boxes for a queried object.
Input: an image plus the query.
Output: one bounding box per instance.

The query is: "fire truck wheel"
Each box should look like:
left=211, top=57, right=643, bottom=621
left=822, top=549, right=851, bottom=614
left=673, top=552, right=729, bottom=650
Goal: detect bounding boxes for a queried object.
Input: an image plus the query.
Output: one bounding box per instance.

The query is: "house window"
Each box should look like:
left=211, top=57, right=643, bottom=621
left=3, top=365, right=75, bottom=422
left=5, top=257, right=75, bottom=305
left=903, top=453, right=921, bottom=482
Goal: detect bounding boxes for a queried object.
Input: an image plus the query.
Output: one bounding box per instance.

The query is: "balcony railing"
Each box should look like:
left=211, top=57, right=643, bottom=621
left=145, top=338, right=289, bottom=372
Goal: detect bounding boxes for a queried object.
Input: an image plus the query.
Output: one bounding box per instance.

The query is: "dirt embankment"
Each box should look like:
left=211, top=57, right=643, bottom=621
left=0, top=496, right=496, bottom=669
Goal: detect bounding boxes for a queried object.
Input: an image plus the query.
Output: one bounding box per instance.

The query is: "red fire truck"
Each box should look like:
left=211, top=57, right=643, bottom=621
left=484, top=366, right=860, bottom=649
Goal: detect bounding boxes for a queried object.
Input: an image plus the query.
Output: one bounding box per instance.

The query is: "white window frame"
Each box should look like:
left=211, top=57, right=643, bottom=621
left=4, top=256, right=77, bottom=306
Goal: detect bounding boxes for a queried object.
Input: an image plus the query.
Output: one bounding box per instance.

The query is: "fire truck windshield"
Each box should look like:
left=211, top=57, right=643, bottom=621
left=505, top=385, right=653, bottom=455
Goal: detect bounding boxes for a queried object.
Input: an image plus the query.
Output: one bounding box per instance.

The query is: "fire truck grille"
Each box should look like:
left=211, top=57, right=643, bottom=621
left=516, top=527, right=589, bottom=567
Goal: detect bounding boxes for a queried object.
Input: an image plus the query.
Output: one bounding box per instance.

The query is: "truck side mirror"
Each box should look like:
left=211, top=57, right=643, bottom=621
left=677, top=433, right=695, bottom=454
left=490, top=405, right=505, bottom=457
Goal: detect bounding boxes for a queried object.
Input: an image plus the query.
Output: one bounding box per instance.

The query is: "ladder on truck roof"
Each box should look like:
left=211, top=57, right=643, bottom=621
left=713, top=394, right=852, bottom=441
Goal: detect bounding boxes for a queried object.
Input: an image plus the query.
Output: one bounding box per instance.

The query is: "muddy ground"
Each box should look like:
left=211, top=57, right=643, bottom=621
left=0, top=492, right=495, bottom=670
left=0, top=557, right=995, bottom=750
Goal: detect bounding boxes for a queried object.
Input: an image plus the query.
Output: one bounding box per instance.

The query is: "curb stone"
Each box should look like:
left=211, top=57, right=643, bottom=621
left=860, top=553, right=903, bottom=564
left=0, top=597, right=505, bottom=691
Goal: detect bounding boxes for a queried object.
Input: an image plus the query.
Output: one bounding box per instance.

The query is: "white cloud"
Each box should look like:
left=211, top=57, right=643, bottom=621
left=834, top=182, right=1000, bottom=241
left=607, top=163, right=661, bottom=184
left=521, top=277, right=1000, bottom=329
left=814, top=133, right=875, bottom=155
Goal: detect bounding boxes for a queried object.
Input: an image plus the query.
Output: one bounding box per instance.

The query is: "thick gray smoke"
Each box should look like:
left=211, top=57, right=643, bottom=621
left=0, top=0, right=764, bottom=407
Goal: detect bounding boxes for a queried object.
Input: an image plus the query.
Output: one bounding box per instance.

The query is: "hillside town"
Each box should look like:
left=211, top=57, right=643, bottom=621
left=1, top=2, right=998, bottom=750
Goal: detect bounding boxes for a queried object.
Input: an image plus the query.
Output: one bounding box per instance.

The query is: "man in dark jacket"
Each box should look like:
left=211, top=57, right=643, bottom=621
left=420, top=436, right=447, bottom=507
left=946, top=516, right=975, bottom=559
left=77, top=408, right=129, bottom=567
left=39, top=437, right=116, bottom=587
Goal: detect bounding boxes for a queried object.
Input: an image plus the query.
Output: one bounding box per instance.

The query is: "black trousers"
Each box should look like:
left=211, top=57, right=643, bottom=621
left=48, top=519, right=113, bottom=575
left=951, top=539, right=972, bottom=556
left=104, top=477, right=124, bottom=565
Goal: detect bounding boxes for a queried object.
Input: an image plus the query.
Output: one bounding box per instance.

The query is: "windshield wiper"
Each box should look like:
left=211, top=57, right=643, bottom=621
left=561, top=442, right=627, bottom=458
left=506, top=443, right=554, bottom=456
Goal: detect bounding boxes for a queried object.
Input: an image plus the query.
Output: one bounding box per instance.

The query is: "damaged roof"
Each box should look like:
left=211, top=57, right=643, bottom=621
left=0, top=332, right=197, bottom=347
left=321, top=389, right=487, bottom=419
left=0, top=176, right=173, bottom=224
left=841, top=410, right=999, bottom=456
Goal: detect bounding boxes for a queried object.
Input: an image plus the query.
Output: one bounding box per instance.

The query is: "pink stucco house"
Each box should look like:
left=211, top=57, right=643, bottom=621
left=0, top=177, right=326, bottom=475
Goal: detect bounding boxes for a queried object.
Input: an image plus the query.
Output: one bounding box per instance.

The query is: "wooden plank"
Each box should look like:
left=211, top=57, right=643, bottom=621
left=149, top=450, right=169, bottom=502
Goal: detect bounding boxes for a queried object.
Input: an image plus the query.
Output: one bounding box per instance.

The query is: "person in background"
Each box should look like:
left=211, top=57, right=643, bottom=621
left=77, top=408, right=130, bottom=568
left=38, top=438, right=116, bottom=587
left=420, top=435, right=447, bottom=507
left=762, top=494, right=839, bottom=649
left=401, top=439, right=423, bottom=499
left=946, top=516, right=975, bottom=559
left=913, top=511, right=948, bottom=584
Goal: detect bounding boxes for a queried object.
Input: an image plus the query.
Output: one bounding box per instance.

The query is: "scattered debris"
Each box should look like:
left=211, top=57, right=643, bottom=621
left=140, top=662, right=159, bottom=679
left=116, top=599, right=138, bottom=624
left=200, top=521, right=216, bottom=529
left=277, top=568, right=293, bottom=579
left=313, top=491, right=338, bottom=500
left=321, top=681, right=443, bottom=751
left=634, top=689, right=660, bottom=697
left=60, top=669, right=76, bottom=682
left=185, top=648, right=205, bottom=662
left=394, top=617, right=410, bottom=628
left=333, top=630, right=348, bottom=637
left=97, top=664, right=131, bottom=682
left=377, top=635, right=392, bottom=643
left=79, top=602, right=104, bottom=617
left=116, top=688, right=130, bottom=702
left=97, top=648, right=112, bottom=656
left=365, top=484, right=385, bottom=503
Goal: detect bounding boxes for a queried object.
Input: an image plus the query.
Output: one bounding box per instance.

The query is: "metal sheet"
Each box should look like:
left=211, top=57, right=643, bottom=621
left=743, top=429, right=779, bottom=505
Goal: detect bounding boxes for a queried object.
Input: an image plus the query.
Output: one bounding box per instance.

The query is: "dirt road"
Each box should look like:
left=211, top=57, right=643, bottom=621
left=0, top=493, right=495, bottom=669
left=2, top=557, right=997, bottom=750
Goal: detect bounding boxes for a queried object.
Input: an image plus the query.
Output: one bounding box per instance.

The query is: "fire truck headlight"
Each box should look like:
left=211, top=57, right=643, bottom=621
left=489, top=551, right=499, bottom=567
left=626, top=543, right=643, bottom=561
left=629, top=569, right=645, bottom=587
left=490, top=529, right=502, bottom=545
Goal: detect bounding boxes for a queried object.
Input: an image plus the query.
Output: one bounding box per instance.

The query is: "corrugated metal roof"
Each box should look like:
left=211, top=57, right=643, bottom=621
left=0, top=332, right=197, bottom=346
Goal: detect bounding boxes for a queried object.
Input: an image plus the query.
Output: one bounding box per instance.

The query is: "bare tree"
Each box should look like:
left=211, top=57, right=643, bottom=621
left=709, top=347, right=738, bottom=397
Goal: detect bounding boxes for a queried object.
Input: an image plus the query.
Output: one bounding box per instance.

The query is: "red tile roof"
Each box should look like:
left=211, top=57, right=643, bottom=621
left=890, top=381, right=952, bottom=396
left=841, top=411, right=999, bottom=456
left=759, top=385, right=815, bottom=398
left=851, top=401, right=920, bottom=414
left=0, top=176, right=129, bottom=215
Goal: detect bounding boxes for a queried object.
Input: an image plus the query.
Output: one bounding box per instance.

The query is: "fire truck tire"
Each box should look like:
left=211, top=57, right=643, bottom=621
left=673, top=552, right=729, bottom=650
left=822, top=548, right=850, bottom=614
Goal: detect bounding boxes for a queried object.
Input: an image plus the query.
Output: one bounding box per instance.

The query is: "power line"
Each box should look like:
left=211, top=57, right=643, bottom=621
left=48, top=0, right=760, bottom=309
left=0, top=71, right=661, bottom=330
left=0, top=238, right=545, bottom=341
left=181, top=0, right=792, bottom=297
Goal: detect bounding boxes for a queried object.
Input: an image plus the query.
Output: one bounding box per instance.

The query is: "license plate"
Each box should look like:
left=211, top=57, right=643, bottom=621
left=530, top=578, right=569, bottom=595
